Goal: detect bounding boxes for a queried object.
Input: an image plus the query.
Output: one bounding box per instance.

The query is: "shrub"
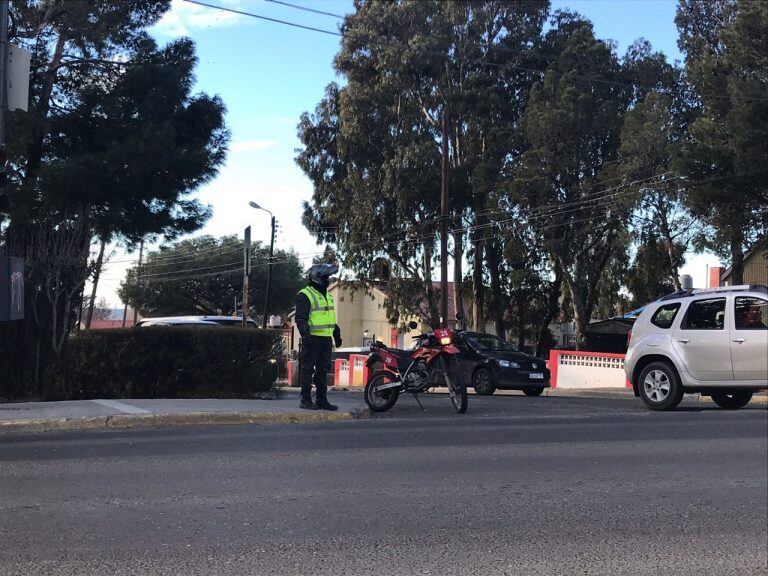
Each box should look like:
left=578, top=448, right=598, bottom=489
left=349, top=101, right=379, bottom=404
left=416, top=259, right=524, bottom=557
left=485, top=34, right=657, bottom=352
left=49, top=327, right=281, bottom=400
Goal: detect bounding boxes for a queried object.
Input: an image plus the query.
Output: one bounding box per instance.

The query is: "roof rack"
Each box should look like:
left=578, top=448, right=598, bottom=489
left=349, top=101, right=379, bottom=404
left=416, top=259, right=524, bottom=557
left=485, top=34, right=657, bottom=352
left=658, top=284, right=767, bottom=301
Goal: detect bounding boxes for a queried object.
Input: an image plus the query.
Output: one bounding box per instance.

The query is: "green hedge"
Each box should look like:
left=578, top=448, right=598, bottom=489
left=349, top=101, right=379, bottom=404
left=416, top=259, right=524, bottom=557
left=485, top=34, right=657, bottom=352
left=49, top=327, right=281, bottom=400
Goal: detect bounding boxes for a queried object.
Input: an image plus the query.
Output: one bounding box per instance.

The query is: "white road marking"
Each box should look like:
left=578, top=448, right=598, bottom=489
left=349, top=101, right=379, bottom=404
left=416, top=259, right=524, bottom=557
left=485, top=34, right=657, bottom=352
left=91, top=399, right=151, bottom=414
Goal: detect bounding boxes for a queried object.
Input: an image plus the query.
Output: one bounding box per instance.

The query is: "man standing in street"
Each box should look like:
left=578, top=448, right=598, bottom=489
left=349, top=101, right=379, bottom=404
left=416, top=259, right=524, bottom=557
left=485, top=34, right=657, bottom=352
left=294, top=263, right=342, bottom=410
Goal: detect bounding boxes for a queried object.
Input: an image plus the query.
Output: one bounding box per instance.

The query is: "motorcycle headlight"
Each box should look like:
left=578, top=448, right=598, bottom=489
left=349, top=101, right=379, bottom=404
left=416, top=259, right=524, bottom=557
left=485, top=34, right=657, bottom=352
left=440, top=336, right=452, bottom=346
left=497, top=360, right=520, bottom=369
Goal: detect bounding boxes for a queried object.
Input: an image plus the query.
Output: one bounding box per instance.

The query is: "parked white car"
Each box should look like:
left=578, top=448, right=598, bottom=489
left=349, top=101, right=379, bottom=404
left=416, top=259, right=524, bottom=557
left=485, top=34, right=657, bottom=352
left=136, top=316, right=257, bottom=328
left=625, top=285, right=768, bottom=411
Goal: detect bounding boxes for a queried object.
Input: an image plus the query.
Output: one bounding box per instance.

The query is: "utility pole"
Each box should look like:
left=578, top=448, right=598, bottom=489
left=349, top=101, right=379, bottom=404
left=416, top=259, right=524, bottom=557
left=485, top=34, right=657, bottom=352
left=262, top=215, right=275, bottom=329
left=440, top=109, right=450, bottom=328
left=132, top=239, right=144, bottom=326
left=84, top=240, right=106, bottom=329
left=0, top=0, right=9, bottom=199
left=122, top=239, right=144, bottom=327
left=242, top=226, right=251, bottom=328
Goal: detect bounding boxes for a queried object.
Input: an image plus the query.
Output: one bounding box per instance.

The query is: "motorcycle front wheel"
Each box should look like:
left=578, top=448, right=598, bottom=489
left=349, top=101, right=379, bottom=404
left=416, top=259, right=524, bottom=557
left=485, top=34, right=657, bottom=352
left=364, top=371, right=401, bottom=413
left=441, top=355, right=468, bottom=414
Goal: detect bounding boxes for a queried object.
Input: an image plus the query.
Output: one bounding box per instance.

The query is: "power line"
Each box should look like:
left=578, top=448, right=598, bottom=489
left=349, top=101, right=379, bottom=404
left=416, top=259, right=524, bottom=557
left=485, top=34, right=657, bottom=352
left=109, top=244, right=242, bottom=265
left=264, top=0, right=344, bottom=19
left=188, top=1, right=766, bottom=103
left=472, top=171, right=675, bottom=223
left=183, top=0, right=342, bottom=37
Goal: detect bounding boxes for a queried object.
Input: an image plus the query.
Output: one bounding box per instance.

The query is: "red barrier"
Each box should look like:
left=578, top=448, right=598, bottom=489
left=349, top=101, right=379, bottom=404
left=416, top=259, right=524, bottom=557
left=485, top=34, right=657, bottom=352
left=349, top=354, right=369, bottom=388
left=334, top=358, right=350, bottom=387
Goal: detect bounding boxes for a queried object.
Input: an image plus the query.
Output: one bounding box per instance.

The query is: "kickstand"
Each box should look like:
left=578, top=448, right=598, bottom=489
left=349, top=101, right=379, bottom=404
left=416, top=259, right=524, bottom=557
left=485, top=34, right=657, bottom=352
left=411, top=392, right=426, bottom=411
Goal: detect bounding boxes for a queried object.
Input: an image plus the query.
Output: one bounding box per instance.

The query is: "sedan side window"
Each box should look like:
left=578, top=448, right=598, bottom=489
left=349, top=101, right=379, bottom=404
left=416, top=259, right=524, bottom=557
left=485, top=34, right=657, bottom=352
left=455, top=336, right=470, bottom=352
left=735, top=297, right=767, bottom=330
left=682, top=298, right=726, bottom=330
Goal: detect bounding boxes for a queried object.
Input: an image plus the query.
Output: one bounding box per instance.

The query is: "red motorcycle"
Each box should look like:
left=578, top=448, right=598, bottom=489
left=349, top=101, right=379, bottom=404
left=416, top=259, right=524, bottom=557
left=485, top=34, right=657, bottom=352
left=364, top=322, right=468, bottom=414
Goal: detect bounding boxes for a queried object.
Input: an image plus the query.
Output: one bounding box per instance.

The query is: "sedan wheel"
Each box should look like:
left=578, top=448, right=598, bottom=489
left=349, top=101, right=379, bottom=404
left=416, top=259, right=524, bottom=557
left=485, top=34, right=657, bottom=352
left=637, top=361, right=684, bottom=411
left=472, top=368, right=496, bottom=396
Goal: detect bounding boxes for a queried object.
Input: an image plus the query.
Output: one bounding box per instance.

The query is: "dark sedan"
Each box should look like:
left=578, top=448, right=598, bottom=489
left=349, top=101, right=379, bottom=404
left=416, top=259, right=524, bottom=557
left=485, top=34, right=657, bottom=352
left=454, top=332, right=551, bottom=396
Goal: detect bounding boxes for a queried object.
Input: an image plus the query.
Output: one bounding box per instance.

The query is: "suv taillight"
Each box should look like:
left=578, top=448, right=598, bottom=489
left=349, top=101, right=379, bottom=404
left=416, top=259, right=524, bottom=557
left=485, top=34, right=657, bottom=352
left=627, top=330, right=633, bottom=347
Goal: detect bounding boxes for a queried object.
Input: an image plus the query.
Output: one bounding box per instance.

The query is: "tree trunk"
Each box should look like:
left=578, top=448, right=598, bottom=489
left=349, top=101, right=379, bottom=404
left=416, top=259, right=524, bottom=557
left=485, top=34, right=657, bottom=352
left=565, top=275, right=589, bottom=350
left=486, top=238, right=505, bottom=338
left=453, top=231, right=464, bottom=326
left=658, top=207, right=682, bottom=291
left=422, top=243, right=439, bottom=328
left=23, top=32, right=67, bottom=192
left=729, top=229, right=745, bottom=285
left=472, top=230, right=485, bottom=331
left=516, top=293, right=527, bottom=350
left=84, top=240, right=105, bottom=329
left=535, top=266, right=563, bottom=358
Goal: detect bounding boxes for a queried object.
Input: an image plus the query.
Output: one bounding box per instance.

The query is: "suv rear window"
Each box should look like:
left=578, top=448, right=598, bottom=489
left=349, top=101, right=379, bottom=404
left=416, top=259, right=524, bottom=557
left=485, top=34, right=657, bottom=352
left=682, top=298, right=726, bottom=330
left=651, top=303, right=680, bottom=329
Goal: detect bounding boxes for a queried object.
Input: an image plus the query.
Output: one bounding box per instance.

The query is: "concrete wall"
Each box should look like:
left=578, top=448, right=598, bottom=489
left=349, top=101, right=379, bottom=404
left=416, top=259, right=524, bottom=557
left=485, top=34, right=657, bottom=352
left=549, top=350, right=630, bottom=389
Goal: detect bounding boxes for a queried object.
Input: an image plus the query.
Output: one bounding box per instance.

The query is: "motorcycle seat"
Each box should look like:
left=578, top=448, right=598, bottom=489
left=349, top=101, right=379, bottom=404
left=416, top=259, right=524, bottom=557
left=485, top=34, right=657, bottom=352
left=374, top=342, right=412, bottom=358
left=386, top=348, right=414, bottom=358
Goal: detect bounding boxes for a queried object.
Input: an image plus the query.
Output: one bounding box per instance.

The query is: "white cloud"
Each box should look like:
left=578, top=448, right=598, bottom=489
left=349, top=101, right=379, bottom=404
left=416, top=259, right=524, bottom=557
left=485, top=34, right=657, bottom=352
left=153, top=0, right=250, bottom=37
left=230, top=139, right=279, bottom=152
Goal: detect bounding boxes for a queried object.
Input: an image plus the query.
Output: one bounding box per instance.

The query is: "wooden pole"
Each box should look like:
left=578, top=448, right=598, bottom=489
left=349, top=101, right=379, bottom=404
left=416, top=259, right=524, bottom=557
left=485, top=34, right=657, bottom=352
left=440, top=109, right=450, bottom=328
left=132, top=239, right=144, bottom=326
left=84, top=240, right=106, bottom=329
left=242, top=226, right=251, bottom=328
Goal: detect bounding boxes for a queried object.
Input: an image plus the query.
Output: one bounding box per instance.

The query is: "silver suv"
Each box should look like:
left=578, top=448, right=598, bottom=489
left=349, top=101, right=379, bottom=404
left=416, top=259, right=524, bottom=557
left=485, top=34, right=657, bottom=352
left=625, top=285, right=768, bottom=411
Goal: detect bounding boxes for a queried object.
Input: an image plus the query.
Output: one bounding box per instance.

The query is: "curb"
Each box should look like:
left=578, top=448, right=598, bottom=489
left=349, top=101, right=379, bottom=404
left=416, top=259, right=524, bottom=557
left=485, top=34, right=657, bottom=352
left=0, top=408, right=370, bottom=435
left=541, top=388, right=767, bottom=405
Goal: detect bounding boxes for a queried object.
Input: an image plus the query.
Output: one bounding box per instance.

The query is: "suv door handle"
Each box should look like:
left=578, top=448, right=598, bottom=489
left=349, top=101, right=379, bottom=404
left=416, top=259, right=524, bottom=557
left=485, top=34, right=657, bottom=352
left=677, top=339, right=690, bottom=344
left=732, top=338, right=746, bottom=343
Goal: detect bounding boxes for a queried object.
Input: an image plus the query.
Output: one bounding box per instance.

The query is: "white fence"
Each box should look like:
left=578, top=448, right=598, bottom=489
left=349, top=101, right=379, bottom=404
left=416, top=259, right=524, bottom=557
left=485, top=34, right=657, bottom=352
left=549, top=351, right=630, bottom=389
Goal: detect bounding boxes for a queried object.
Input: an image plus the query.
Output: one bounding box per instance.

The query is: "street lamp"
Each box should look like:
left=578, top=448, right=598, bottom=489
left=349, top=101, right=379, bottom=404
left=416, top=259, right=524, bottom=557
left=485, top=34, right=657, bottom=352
left=249, top=201, right=276, bottom=329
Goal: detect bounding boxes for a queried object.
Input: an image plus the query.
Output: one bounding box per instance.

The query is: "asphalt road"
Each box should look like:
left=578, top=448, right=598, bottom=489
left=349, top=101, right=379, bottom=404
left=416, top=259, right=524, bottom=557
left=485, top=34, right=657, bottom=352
left=1, top=395, right=766, bottom=576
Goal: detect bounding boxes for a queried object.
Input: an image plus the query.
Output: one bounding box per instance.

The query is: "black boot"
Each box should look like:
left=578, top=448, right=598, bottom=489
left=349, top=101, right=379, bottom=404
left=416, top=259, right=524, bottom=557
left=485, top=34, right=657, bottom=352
left=300, top=398, right=318, bottom=410
left=316, top=399, right=338, bottom=411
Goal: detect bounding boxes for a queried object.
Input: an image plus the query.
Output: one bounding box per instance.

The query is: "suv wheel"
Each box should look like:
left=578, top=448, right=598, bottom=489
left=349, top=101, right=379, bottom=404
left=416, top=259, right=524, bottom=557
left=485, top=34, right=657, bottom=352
left=638, top=362, right=684, bottom=411
left=711, top=390, right=753, bottom=410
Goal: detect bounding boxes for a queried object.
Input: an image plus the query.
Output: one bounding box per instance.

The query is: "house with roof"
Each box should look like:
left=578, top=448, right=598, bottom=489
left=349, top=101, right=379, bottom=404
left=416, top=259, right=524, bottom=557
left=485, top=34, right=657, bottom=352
left=721, top=237, right=768, bottom=287
left=286, top=280, right=465, bottom=354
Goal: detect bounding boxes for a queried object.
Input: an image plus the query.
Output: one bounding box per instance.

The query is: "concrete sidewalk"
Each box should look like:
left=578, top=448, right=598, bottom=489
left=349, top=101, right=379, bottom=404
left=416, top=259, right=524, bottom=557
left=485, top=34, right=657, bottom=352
left=0, top=389, right=368, bottom=434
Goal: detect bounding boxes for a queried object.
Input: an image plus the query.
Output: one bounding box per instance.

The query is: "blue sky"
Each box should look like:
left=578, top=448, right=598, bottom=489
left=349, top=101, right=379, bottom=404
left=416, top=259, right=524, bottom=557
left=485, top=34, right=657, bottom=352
left=98, top=0, right=718, bottom=306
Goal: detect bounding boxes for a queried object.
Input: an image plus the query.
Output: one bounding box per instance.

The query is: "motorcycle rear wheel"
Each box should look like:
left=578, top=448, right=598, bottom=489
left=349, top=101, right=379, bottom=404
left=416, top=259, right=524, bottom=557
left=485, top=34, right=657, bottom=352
left=364, top=371, right=401, bottom=413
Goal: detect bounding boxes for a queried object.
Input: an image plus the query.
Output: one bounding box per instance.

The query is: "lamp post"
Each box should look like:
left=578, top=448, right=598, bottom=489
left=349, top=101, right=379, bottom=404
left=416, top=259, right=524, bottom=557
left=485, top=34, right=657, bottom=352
left=249, top=201, right=276, bottom=329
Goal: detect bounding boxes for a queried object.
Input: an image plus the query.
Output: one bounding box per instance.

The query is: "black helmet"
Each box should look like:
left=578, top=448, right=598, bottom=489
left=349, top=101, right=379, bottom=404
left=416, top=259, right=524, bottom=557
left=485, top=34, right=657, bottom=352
left=308, top=263, right=338, bottom=290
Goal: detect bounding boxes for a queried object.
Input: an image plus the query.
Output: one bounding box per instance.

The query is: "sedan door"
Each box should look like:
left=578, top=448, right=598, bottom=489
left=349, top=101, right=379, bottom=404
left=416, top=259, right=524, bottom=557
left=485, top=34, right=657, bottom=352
left=454, top=334, right=479, bottom=385
left=672, top=297, right=733, bottom=382
left=731, top=296, right=768, bottom=382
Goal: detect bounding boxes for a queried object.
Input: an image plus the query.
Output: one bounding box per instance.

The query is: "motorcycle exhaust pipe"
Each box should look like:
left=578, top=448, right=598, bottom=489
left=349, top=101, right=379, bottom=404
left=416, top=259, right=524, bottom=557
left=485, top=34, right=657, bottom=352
left=372, top=380, right=403, bottom=393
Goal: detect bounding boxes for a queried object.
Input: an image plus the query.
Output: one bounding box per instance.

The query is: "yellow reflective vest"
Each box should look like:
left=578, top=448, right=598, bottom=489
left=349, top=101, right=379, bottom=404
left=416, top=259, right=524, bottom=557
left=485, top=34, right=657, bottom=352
left=299, top=286, right=336, bottom=337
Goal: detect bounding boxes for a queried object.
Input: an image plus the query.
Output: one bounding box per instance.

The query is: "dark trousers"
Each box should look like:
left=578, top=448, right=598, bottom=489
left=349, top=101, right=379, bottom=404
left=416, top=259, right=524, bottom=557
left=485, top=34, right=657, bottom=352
left=299, top=336, right=332, bottom=403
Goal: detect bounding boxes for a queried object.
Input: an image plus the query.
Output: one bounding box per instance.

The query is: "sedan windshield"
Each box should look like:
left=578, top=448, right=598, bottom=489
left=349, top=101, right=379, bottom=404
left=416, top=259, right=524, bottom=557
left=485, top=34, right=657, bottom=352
left=467, top=334, right=519, bottom=352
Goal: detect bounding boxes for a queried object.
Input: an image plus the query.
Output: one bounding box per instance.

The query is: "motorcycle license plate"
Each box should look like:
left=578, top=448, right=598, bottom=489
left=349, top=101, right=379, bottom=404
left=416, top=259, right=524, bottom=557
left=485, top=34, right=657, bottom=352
left=529, top=373, right=544, bottom=380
